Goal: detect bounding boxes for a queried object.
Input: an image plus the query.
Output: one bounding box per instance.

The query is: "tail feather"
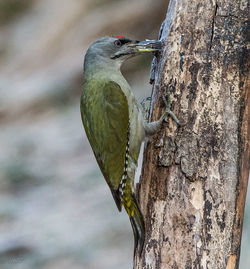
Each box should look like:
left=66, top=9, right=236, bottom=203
left=111, top=189, right=122, bottom=211
left=123, top=192, right=145, bottom=256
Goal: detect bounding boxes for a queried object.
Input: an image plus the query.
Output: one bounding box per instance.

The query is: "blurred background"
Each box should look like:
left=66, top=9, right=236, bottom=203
left=0, top=0, right=249, bottom=269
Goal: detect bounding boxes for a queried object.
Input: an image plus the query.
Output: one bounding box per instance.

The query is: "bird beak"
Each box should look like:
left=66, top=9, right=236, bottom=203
left=131, top=40, right=162, bottom=53
left=110, top=39, right=162, bottom=59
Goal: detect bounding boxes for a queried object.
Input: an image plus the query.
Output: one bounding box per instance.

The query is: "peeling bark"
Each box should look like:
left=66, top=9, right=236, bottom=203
left=135, top=0, right=249, bottom=268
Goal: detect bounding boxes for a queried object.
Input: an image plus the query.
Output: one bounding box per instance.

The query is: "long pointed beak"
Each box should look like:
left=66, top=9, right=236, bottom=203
left=110, top=39, right=162, bottom=59
left=129, top=40, right=162, bottom=53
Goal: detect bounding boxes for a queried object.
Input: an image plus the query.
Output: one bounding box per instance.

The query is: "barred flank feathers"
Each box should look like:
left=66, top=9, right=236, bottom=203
left=117, top=121, right=145, bottom=255
left=118, top=121, right=130, bottom=201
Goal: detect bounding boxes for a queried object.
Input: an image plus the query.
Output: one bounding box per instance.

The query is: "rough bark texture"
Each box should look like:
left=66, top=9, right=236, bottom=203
left=135, top=0, right=249, bottom=268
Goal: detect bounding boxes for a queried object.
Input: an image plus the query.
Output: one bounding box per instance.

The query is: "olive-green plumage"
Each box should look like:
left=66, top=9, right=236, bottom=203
left=81, top=80, right=129, bottom=189
left=81, top=36, right=174, bottom=256
left=81, top=79, right=129, bottom=210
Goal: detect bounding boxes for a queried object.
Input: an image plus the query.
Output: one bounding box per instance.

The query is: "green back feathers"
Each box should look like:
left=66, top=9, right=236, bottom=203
left=81, top=79, right=129, bottom=192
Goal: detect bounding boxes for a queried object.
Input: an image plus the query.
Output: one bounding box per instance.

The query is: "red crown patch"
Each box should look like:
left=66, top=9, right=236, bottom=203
left=111, top=35, right=126, bottom=39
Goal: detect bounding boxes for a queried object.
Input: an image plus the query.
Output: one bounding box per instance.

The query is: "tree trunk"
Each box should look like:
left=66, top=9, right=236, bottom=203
left=135, top=0, right=249, bottom=268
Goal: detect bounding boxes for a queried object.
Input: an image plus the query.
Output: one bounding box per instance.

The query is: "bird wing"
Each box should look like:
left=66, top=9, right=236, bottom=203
left=81, top=79, right=129, bottom=209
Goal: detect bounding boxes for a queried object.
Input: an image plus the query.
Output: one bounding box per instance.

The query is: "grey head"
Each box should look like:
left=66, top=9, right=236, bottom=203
left=83, top=36, right=162, bottom=76
left=87, top=36, right=140, bottom=61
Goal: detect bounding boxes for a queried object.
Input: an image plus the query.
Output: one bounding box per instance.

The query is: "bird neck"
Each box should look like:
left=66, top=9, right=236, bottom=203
left=84, top=52, right=122, bottom=80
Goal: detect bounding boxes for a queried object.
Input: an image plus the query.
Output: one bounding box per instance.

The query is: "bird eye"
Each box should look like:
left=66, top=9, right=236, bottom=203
left=114, top=40, right=122, bottom=47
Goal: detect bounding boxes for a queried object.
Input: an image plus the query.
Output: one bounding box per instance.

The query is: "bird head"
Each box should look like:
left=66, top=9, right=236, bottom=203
left=87, top=36, right=162, bottom=63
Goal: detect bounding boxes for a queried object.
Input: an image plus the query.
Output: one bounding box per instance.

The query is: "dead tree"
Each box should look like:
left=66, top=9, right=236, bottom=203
left=135, top=0, right=249, bottom=268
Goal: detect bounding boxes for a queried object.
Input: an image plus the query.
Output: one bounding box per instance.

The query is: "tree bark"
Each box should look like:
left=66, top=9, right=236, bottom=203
left=135, top=0, right=249, bottom=268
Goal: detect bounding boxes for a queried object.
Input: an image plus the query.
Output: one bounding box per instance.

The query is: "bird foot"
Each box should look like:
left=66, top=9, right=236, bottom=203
left=162, top=92, right=180, bottom=125
left=140, top=96, right=151, bottom=108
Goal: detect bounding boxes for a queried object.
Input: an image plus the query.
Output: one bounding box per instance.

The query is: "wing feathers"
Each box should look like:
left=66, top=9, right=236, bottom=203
left=81, top=79, right=129, bottom=192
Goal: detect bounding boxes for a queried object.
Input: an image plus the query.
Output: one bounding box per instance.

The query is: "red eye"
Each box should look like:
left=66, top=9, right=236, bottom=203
left=114, top=40, right=122, bottom=47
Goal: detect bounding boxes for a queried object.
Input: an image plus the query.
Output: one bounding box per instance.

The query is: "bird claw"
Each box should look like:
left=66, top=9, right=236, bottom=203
left=140, top=96, right=151, bottom=107
left=162, top=93, right=180, bottom=126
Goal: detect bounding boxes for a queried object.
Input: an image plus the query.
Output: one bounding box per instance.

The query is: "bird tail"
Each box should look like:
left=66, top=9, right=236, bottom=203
left=123, top=187, right=145, bottom=256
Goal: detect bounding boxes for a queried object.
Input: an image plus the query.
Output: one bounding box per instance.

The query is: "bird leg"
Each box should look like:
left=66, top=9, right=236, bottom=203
left=144, top=90, right=179, bottom=136
left=161, top=91, right=180, bottom=125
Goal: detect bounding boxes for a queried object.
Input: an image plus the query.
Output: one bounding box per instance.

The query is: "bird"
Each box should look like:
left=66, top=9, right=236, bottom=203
left=80, top=36, right=178, bottom=256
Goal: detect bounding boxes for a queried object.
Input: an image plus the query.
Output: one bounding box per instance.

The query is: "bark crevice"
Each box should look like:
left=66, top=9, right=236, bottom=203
left=209, top=2, right=218, bottom=51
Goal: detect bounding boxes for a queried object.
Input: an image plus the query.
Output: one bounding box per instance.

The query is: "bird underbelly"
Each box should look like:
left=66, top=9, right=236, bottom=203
left=128, top=108, right=145, bottom=162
